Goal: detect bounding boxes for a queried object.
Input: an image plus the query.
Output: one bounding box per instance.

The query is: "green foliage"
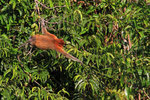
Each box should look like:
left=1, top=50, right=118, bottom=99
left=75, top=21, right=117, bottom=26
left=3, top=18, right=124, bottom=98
left=0, top=0, right=150, bottom=99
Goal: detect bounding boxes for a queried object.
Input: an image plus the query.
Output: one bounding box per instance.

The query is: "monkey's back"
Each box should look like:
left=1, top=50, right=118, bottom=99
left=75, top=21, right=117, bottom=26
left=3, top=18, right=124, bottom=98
left=30, top=35, right=55, bottom=50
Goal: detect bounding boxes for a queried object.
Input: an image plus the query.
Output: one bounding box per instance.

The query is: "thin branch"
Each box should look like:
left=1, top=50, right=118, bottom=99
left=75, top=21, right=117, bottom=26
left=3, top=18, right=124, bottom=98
left=138, top=92, right=141, bottom=100
left=143, top=89, right=150, bottom=99
left=34, top=0, right=41, bottom=31
left=34, top=0, right=40, bottom=15
left=17, top=54, right=43, bottom=88
left=24, top=46, right=33, bottom=58
left=128, top=34, right=132, bottom=50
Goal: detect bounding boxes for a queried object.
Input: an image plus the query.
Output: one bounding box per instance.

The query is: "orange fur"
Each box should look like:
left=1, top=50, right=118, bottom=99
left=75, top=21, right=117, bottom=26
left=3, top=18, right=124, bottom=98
left=29, top=19, right=83, bottom=64
left=30, top=35, right=55, bottom=50
left=55, top=45, right=83, bottom=64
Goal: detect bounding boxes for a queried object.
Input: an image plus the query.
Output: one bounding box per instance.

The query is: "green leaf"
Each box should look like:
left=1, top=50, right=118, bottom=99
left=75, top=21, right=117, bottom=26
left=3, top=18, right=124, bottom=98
left=12, top=2, right=16, bottom=9
left=66, top=62, right=73, bottom=71
left=65, top=0, right=70, bottom=9
left=74, top=9, right=83, bottom=22
left=49, top=0, right=54, bottom=8
left=4, top=68, right=11, bottom=78
left=137, top=69, right=142, bottom=76
left=74, top=75, right=81, bottom=81
left=11, top=65, right=18, bottom=80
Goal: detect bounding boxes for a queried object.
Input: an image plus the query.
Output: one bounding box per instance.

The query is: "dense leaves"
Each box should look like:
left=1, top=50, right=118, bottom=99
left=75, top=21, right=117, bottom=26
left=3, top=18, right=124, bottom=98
left=0, top=0, right=150, bottom=99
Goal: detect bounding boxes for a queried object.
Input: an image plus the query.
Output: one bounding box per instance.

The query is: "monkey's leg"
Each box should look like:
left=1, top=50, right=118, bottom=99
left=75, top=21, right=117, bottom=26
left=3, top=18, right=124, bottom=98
left=18, top=40, right=31, bottom=49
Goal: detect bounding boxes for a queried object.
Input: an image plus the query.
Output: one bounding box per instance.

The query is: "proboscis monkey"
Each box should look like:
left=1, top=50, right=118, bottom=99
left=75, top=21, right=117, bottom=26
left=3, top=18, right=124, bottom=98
left=27, top=18, right=83, bottom=64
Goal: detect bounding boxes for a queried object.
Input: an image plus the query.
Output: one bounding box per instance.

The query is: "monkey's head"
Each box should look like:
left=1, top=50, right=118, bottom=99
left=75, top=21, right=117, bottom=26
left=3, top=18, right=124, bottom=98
left=57, top=39, right=65, bottom=47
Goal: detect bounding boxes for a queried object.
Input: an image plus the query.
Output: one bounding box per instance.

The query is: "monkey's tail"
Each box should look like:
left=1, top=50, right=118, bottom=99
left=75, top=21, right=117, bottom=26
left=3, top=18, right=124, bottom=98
left=57, top=47, right=83, bottom=65
left=64, top=52, right=83, bottom=65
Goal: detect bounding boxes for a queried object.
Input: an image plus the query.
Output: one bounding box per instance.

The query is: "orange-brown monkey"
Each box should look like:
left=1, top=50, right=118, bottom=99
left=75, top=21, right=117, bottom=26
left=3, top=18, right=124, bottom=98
left=28, top=18, right=83, bottom=64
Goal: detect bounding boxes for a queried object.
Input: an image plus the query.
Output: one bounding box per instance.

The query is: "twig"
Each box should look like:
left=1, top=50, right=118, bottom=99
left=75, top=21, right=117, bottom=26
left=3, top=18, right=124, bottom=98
left=138, top=92, right=141, bottom=100
left=34, top=0, right=41, bottom=31
left=34, top=0, right=40, bottom=15
left=24, top=46, right=33, bottom=58
left=128, top=34, right=132, bottom=50
left=143, top=89, right=150, bottom=99
left=17, top=54, right=43, bottom=88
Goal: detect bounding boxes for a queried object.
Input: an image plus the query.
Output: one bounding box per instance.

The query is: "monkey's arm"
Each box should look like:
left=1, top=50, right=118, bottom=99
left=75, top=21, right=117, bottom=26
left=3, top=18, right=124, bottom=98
left=41, top=18, right=58, bottom=39
left=55, top=46, right=83, bottom=65
left=18, top=39, right=31, bottom=49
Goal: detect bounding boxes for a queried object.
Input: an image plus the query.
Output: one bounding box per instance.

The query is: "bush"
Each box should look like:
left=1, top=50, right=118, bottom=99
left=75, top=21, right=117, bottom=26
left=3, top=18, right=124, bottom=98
left=0, top=0, right=150, bottom=99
